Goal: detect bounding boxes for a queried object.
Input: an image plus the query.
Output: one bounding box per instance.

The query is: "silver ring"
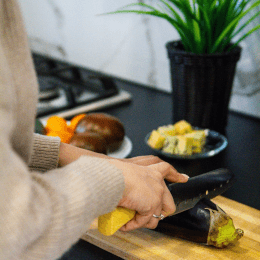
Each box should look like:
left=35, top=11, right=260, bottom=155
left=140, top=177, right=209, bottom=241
left=153, top=214, right=165, bottom=220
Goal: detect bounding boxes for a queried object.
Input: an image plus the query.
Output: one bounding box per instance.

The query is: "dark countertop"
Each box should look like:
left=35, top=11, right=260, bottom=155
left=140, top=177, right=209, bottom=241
left=59, top=78, right=260, bottom=260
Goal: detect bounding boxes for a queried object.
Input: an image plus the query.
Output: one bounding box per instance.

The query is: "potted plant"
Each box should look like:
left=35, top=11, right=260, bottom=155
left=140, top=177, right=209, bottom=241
left=107, top=0, right=260, bottom=133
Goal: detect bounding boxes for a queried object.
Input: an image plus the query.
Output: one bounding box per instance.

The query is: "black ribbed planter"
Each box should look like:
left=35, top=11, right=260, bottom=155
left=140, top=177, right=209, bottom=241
left=166, top=41, right=242, bottom=134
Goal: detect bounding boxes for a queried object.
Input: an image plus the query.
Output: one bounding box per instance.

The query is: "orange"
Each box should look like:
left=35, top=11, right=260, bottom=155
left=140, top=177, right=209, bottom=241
left=69, top=114, right=86, bottom=133
left=46, top=131, right=60, bottom=138
left=46, top=130, right=73, bottom=143
left=59, top=130, right=73, bottom=143
left=45, top=116, right=68, bottom=133
left=45, top=116, right=74, bottom=143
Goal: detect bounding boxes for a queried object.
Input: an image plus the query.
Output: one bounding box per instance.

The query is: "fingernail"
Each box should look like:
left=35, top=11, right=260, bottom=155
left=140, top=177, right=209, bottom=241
left=181, top=173, right=189, bottom=179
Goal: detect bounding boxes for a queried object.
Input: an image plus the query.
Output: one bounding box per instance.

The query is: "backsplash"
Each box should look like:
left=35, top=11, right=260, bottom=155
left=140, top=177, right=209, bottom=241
left=18, top=0, right=260, bottom=118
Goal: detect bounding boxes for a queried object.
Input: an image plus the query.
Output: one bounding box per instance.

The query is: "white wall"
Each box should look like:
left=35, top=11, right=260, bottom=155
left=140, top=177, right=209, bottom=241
left=18, top=0, right=260, bottom=118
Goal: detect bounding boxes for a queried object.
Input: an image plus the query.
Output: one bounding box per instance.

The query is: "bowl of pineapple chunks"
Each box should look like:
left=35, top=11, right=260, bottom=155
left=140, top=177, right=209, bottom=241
left=145, top=120, right=228, bottom=159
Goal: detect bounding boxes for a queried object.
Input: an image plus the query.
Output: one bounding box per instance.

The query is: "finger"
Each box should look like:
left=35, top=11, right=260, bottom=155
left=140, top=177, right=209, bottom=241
left=148, top=162, right=188, bottom=182
left=129, top=156, right=163, bottom=166
left=165, top=172, right=189, bottom=183
left=161, top=164, right=189, bottom=183
left=119, top=213, right=152, bottom=232
left=161, top=182, right=176, bottom=217
left=148, top=162, right=171, bottom=178
left=149, top=162, right=189, bottom=183
left=143, top=207, right=162, bottom=229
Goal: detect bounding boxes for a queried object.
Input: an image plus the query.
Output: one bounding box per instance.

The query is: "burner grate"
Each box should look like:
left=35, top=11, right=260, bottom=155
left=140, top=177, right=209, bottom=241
left=33, top=53, right=125, bottom=118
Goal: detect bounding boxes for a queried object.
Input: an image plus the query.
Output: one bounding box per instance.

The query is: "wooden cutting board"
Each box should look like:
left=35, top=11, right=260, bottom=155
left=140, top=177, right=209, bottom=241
left=82, top=196, right=260, bottom=260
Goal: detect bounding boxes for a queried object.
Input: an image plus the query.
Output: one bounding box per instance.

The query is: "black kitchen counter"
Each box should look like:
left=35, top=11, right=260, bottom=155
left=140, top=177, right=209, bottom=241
left=60, top=78, right=260, bottom=260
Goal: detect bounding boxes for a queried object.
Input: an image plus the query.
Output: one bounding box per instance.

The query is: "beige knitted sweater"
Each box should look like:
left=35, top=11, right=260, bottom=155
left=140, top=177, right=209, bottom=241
left=0, top=1, right=125, bottom=259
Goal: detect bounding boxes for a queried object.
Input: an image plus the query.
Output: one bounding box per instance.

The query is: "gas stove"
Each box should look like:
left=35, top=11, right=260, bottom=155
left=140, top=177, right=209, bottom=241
left=33, top=53, right=132, bottom=120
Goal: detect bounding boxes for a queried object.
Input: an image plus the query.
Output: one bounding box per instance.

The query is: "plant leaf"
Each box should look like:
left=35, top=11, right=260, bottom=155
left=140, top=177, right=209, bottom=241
left=105, top=0, right=260, bottom=54
left=228, top=24, right=260, bottom=52
left=210, top=0, right=260, bottom=53
left=160, top=0, right=183, bottom=23
left=231, top=9, right=260, bottom=39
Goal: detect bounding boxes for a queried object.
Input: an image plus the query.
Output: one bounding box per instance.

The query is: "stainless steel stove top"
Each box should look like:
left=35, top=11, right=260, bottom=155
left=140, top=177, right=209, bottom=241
left=33, top=53, right=132, bottom=120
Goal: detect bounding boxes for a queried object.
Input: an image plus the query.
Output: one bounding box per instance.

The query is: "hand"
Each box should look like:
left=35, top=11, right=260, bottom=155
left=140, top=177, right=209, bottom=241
left=58, top=144, right=188, bottom=184
left=108, top=159, right=181, bottom=231
left=123, top=155, right=189, bottom=183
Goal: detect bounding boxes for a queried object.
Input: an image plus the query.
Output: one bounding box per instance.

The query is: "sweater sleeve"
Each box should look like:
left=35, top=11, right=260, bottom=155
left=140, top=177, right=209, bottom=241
left=29, top=133, right=61, bottom=172
left=27, top=156, right=125, bottom=260
left=1, top=140, right=125, bottom=260
left=0, top=54, right=125, bottom=259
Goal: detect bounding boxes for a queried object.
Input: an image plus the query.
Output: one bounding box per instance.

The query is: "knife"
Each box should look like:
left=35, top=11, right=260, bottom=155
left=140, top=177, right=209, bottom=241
left=168, top=168, right=235, bottom=215
left=98, top=168, right=235, bottom=235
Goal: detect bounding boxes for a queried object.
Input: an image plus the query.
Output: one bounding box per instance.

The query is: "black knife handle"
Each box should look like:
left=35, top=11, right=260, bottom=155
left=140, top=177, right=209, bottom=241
left=168, top=168, right=235, bottom=206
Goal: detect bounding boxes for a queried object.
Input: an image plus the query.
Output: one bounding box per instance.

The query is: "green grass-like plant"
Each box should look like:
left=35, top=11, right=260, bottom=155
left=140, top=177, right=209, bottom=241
left=106, top=0, right=260, bottom=54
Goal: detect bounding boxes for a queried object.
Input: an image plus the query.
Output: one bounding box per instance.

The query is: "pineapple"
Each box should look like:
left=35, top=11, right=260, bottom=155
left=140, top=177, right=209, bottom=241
left=147, top=130, right=166, bottom=149
left=173, top=120, right=193, bottom=135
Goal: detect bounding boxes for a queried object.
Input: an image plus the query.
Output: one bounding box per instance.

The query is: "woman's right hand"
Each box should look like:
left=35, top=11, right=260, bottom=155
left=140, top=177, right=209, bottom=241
left=108, top=159, right=181, bottom=232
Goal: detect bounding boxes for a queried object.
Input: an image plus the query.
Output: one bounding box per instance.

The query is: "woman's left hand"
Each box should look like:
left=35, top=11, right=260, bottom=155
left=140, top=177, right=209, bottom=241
left=123, top=155, right=189, bottom=183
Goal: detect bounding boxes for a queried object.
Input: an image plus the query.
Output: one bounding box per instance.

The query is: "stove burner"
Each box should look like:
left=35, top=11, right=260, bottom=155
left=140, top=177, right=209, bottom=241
left=33, top=53, right=125, bottom=118
left=38, top=77, right=60, bottom=101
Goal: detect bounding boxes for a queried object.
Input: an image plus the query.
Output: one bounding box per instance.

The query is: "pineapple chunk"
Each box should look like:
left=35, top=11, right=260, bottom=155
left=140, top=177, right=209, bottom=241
left=173, top=120, right=193, bottom=135
left=98, top=208, right=135, bottom=236
left=147, top=130, right=166, bottom=149
left=157, top=125, right=176, bottom=137
left=162, top=136, right=178, bottom=154
left=175, top=135, right=193, bottom=155
left=185, top=130, right=206, bottom=153
left=148, top=120, right=207, bottom=155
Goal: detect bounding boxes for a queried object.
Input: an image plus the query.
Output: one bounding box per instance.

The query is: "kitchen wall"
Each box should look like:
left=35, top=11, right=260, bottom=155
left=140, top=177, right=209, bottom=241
left=18, top=0, right=260, bottom=118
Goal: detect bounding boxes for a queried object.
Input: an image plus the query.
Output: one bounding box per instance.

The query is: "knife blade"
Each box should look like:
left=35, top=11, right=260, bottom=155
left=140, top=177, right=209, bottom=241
left=169, top=168, right=235, bottom=215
